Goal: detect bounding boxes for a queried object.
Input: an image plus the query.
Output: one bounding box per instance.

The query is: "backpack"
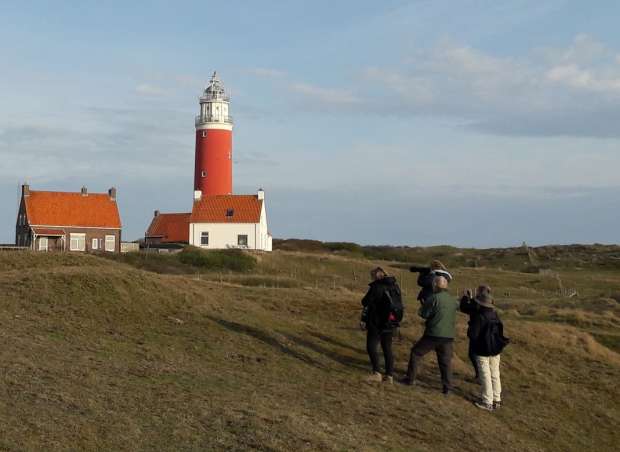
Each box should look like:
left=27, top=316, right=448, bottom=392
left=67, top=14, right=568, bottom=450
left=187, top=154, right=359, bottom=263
left=384, top=285, right=404, bottom=327
left=479, top=317, right=510, bottom=356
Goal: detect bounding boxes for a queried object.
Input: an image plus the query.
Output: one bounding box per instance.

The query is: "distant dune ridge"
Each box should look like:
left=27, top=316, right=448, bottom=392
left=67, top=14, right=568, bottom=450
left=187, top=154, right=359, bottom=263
left=0, top=243, right=618, bottom=451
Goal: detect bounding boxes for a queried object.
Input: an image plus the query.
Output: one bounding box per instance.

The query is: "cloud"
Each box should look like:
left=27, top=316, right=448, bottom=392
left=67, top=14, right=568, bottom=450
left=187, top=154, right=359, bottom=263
left=249, top=67, right=287, bottom=78
left=135, top=83, right=167, bottom=97
left=545, top=64, right=620, bottom=93
left=289, top=82, right=362, bottom=107
left=359, top=35, right=620, bottom=137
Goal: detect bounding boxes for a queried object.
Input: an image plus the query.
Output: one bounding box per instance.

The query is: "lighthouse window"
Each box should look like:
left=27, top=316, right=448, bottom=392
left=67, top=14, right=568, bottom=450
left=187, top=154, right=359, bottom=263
left=202, top=131, right=207, bottom=138
left=201, top=170, right=207, bottom=178
left=200, top=232, right=209, bottom=246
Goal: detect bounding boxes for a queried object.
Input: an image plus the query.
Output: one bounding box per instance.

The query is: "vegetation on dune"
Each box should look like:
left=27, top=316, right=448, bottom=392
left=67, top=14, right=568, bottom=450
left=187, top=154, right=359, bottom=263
left=274, top=239, right=620, bottom=271
left=0, top=247, right=618, bottom=451
left=99, top=247, right=257, bottom=274
left=177, top=247, right=256, bottom=272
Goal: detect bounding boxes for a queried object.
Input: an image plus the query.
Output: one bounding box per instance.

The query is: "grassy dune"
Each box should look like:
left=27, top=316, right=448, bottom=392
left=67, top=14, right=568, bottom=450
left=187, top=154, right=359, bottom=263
left=0, top=249, right=618, bottom=451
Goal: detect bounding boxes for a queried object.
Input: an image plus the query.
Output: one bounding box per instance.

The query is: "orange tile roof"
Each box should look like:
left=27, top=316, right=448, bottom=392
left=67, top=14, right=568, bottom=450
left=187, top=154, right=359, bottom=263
left=25, top=191, right=121, bottom=229
left=145, top=213, right=190, bottom=243
left=190, top=195, right=263, bottom=223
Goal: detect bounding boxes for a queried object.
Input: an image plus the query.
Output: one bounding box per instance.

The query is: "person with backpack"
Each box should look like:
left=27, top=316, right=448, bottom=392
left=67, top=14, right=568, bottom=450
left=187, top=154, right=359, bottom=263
left=459, top=285, right=493, bottom=382
left=360, top=267, right=403, bottom=384
left=400, top=274, right=458, bottom=395
left=469, top=292, right=509, bottom=411
left=410, top=260, right=452, bottom=304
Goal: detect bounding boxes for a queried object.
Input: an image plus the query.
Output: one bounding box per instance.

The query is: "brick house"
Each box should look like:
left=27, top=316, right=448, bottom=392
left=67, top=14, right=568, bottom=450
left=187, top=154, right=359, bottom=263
left=144, top=212, right=191, bottom=246
left=15, top=184, right=122, bottom=253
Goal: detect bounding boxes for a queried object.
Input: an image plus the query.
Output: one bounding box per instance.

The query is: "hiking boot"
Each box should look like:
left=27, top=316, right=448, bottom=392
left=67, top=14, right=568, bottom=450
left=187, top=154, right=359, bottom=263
left=493, top=401, right=502, bottom=410
left=383, top=375, right=394, bottom=384
left=442, top=388, right=451, bottom=397
left=473, top=401, right=494, bottom=412
left=399, top=376, right=414, bottom=386
left=365, top=372, right=382, bottom=383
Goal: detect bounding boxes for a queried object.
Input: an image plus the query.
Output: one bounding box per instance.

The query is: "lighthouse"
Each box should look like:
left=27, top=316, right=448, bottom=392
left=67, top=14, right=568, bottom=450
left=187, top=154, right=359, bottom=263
left=146, top=71, right=272, bottom=252
left=194, top=72, right=233, bottom=195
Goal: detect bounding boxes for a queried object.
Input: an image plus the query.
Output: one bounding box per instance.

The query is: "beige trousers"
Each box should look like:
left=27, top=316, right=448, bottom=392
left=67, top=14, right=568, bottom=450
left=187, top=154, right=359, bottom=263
left=476, top=354, right=501, bottom=405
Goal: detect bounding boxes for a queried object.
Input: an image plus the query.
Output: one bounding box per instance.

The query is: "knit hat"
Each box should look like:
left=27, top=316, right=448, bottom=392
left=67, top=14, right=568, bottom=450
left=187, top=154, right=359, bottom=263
left=475, top=293, right=495, bottom=308
left=434, top=269, right=452, bottom=282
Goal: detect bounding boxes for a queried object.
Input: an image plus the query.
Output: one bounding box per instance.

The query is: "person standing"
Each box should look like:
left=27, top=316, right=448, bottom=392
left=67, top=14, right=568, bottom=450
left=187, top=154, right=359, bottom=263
left=360, top=267, right=402, bottom=384
left=459, top=285, right=493, bottom=382
left=401, top=274, right=458, bottom=395
left=469, top=292, right=509, bottom=411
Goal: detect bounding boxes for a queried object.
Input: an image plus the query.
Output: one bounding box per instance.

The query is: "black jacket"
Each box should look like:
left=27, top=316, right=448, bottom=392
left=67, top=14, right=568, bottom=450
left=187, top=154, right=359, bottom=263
left=468, top=305, right=504, bottom=356
left=361, top=276, right=398, bottom=332
left=459, top=295, right=479, bottom=339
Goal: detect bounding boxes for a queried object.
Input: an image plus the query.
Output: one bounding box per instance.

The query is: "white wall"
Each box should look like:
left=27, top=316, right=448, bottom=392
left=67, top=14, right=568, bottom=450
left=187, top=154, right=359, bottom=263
left=189, top=198, right=271, bottom=251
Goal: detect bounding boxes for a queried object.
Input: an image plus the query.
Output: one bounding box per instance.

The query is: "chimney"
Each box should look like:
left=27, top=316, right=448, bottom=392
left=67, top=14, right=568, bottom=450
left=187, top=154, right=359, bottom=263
left=154, top=210, right=160, bottom=217
left=22, top=184, right=30, bottom=198
left=257, top=188, right=265, bottom=200
left=81, top=186, right=88, bottom=196
left=193, top=190, right=202, bottom=201
left=108, top=187, right=117, bottom=200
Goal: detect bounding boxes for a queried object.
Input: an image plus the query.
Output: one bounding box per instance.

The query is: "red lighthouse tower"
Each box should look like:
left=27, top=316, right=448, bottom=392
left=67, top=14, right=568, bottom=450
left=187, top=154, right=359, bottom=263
left=194, top=72, right=233, bottom=195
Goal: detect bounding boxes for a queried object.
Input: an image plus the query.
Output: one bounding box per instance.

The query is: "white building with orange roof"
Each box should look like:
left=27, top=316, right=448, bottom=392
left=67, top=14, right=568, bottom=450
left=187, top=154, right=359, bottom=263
left=188, top=189, right=271, bottom=251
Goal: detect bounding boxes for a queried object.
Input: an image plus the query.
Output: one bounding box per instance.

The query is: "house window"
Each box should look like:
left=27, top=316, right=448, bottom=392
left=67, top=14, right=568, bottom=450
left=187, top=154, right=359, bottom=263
left=200, top=232, right=209, bottom=246
left=238, top=235, right=248, bottom=247
left=92, top=238, right=99, bottom=250
left=70, top=233, right=86, bottom=251
left=39, top=237, right=48, bottom=252
left=105, top=235, right=115, bottom=252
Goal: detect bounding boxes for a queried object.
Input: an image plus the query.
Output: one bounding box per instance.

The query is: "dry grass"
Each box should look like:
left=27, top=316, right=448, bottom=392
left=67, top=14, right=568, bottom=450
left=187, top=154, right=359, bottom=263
left=0, top=250, right=618, bottom=451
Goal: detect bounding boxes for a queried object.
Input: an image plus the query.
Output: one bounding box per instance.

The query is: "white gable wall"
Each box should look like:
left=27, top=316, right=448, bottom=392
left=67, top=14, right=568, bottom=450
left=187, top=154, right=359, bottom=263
left=189, top=202, right=271, bottom=251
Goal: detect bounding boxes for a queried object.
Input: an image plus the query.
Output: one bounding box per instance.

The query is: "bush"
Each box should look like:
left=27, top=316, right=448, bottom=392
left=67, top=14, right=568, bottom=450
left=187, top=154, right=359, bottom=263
left=324, top=242, right=364, bottom=255
left=178, top=247, right=256, bottom=272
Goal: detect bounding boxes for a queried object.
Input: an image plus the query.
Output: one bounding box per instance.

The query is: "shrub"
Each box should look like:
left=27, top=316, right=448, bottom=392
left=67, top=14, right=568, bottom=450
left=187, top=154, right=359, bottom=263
left=178, top=247, right=256, bottom=272
left=324, top=242, right=364, bottom=255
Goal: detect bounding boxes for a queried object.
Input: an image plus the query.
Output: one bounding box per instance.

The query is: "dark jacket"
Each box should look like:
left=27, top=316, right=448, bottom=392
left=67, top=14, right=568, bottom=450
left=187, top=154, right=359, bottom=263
left=468, top=306, right=505, bottom=356
left=411, top=266, right=435, bottom=303
left=361, top=276, right=399, bottom=332
left=459, top=295, right=479, bottom=339
left=418, top=289, right=458, bottom=339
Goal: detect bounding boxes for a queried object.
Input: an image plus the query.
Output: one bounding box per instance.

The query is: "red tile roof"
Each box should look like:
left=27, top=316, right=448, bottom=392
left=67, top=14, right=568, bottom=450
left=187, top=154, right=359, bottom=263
left=25, top=191, right=121, bottom=229
left=190, top=195, right=263, bottom=223
left=31, top=227, right=66, bottom=236
left=145, top=213, right=190, bottom=243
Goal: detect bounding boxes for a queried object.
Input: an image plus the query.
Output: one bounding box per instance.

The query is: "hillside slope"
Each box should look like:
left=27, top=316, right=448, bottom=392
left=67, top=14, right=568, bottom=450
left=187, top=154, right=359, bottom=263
left=0, top=251, right=618, bottom=451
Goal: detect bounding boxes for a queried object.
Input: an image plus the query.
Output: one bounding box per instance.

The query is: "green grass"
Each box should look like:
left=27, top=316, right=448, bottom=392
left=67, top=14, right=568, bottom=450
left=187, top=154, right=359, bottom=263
left=0, top=248, right=618, bottom=451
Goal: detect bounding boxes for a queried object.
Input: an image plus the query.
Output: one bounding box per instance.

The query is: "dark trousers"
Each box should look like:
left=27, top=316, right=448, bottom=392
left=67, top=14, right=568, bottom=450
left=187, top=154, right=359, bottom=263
left=367, top=328, right=394, bottom=376
left=406, top=335, right=454, bottom=392
left=468, top=341, right=479, bottom=379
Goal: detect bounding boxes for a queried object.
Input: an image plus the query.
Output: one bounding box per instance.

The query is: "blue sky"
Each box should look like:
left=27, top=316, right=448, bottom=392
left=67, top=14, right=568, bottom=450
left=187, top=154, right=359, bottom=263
left=1, top=0, right=619, bottom=246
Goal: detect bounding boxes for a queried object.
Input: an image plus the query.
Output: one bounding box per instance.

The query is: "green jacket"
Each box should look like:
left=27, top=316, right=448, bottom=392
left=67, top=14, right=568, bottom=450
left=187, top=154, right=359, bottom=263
left=418, top=289, right=458, bottom=339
